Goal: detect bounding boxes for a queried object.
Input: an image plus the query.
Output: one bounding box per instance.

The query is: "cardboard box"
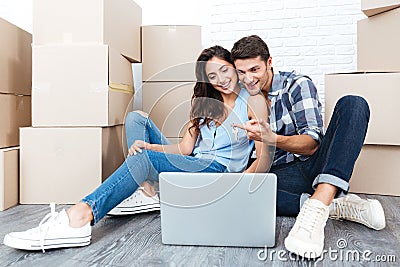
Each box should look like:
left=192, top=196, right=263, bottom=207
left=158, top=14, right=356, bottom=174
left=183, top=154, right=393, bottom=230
left=350, top=145, right=400, bottom=196
left=0, top=18, right=32, bottom=95
left=32, top=44, right=134, bottom=127
left=142, top=25, right=202, bottom=81
left=20, top=126, right=125, bottom=204
left=358, top=8, right=400, bottom=71
left=33, top=0, right=142, bottom=62
left=132, top=63, right=143, bottom=110
left=325, top=72, right=399, bottom=145
left=361, top=0, right=400, bottom=16
left=142, top=82, right=194, bottom=137
left=0, top=94, right=31, bottom=148
left=0, top=147, right=19, bottom=211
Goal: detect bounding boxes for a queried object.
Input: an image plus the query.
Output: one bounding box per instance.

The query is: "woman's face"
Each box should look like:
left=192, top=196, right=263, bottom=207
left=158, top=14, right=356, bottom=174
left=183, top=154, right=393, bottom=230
left=205, top=57, right=239, bottom=95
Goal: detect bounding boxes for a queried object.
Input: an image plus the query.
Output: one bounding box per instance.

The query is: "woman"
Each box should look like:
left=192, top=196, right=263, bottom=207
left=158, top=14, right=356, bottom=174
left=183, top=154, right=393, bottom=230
left=4, top=46, right=270, bottom=252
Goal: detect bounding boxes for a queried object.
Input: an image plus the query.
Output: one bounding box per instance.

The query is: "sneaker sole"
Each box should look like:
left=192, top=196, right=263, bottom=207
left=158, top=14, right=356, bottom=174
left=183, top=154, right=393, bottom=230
left=107, top=203, right=160, bottom=216
left=284, top=236, right=323, bottom=259
left=4, top=234, right=91, bottom=251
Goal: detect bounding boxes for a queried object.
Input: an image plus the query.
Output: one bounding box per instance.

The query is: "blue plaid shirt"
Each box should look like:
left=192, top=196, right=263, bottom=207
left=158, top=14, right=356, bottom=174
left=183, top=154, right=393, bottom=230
left=269, top=71, right=324, bottom=166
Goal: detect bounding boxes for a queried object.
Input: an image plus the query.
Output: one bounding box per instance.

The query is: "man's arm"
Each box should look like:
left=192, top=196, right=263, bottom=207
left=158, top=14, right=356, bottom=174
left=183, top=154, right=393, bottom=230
left=276, top=134, right=318, bottom=156
left=286, top=77, right=323, bottom=155
left=234, top=119, right=318, bottom=156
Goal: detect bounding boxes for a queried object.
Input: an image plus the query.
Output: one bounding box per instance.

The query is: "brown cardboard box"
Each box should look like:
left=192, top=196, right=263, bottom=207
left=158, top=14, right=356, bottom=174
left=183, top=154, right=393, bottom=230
left=0, top=147, right=19, bottom=211
left=325, top=72, right=399, bottom=145
left=361, top=0, right=400, bottom=16
left=32, top=44, right=134, bottom=127
left=33, top=0, right=142, bottom=62
left=142, top=25, right=202, bottom=81
left=0, top=18, right=32, bottom=95
left=350, top=145, right=400, bottom=196
left=20, top=126, right=125, bottom=204
left=142, top=82, right=194, bottom=137
left=0, top=94, right=31, bottom=148
left=358, top=8, right=400, bottom=71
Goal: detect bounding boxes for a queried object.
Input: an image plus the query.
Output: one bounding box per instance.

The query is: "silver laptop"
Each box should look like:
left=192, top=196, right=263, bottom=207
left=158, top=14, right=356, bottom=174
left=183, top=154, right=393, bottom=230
left=159, top=172, right=277, bottom=247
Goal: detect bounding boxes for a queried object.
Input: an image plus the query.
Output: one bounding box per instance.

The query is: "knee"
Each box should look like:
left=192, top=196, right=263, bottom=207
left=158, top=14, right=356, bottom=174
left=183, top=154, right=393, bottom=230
left=125, top=110, right=148, bottom=125
left=336, top=95, right=370, bottom=120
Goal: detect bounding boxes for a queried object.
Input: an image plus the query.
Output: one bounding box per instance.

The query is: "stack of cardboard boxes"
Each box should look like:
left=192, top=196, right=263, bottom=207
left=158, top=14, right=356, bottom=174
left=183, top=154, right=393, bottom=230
left=141, top=26, right=202, bottom=143
left=20, top=0, right=142, bottom=203
left=0, top=18, right=32, bottom=210
left=325, top=0, right=400, bottom=196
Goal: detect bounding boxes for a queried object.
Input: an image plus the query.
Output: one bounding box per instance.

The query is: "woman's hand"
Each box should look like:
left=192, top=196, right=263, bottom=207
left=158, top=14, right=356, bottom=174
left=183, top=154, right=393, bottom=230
left=233, top=119, right=277, bottom=144
left=128, top=140, right=152, bottom=156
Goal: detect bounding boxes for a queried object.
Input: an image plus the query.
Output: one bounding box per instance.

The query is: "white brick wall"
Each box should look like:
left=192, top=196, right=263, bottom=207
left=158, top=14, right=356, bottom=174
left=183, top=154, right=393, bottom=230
left=203, top=0, right=366, bottom=113
left=1, top=0, right=367, bottom=113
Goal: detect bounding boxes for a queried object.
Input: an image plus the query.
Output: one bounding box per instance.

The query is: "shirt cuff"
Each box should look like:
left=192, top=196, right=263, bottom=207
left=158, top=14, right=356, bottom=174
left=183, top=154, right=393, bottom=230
left=300, top=127, right=323, bottom=143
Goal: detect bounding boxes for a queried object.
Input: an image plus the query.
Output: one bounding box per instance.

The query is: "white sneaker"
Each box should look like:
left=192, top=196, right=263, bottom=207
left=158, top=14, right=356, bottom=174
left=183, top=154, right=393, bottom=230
left=284, top=198, right=329, bottom=259
left=330, top=194, right=385, bottom=230
left=107, top=187, right=160, bottom=215
left=3, top=203, right=91, bottom=252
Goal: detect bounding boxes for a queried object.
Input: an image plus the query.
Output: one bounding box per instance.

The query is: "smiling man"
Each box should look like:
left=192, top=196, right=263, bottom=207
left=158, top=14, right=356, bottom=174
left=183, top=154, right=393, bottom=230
left=231, top=35, right=386, bottom=258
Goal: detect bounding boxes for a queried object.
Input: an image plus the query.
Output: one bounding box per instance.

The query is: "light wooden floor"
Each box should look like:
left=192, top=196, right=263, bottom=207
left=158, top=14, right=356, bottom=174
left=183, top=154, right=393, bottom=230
left=0, top=194, right=399, bottom=267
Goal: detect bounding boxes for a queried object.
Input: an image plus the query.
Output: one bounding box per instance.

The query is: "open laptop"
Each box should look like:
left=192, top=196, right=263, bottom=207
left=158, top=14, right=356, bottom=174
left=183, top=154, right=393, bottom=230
left=159, top=172, right=277, bottom=247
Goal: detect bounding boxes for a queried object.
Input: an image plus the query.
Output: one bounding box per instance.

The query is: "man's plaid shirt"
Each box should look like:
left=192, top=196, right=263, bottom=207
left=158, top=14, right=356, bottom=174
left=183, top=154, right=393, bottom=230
left=269, top=71, right=324, bottom=166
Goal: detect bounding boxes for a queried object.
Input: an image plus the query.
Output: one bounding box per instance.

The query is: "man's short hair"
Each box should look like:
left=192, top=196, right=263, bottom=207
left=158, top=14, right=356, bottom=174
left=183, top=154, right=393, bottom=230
left=231, top=35, right=270, bottom=65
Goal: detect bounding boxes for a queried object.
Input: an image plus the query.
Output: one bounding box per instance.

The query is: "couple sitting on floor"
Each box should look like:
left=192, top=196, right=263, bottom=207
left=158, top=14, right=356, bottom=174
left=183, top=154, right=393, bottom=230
left=4, top=36, right=385, bottom=259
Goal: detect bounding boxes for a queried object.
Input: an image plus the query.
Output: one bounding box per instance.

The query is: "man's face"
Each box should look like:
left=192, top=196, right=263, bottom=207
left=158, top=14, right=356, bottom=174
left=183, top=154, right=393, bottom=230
left=234, top=56, right=271, bottom=96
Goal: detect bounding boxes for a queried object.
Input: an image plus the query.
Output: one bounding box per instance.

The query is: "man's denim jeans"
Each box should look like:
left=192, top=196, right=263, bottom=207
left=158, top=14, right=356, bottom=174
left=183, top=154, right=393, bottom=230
left=82, top=112, right=226, bottom=224
left=273, top=95, right=370, bottom=216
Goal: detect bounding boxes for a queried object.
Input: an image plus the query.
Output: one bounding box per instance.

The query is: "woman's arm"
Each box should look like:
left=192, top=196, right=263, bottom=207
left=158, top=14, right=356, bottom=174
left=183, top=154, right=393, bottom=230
left=244, top=94, right=273, bottom=173
left=129, top=122, right=199, bottom=156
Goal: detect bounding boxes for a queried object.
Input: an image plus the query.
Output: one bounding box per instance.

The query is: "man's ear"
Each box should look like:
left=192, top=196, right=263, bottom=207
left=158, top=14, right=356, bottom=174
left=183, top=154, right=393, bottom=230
left=267, top=56, right=273, bottom=70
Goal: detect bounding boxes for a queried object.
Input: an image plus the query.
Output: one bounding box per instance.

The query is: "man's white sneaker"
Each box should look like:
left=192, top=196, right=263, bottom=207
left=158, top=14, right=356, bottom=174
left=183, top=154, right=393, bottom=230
left=3, top=203, right=91, bottom=252
left=107, top=187, right=160, bottom=215
left=284, top=198, right=329, bottom=259
left=330, top=194, right=385, bottom=230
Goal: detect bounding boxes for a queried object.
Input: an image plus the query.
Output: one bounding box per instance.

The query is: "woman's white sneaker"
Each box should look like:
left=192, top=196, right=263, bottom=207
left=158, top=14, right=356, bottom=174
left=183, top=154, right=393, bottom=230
left=284, top=198, right=329, bottom=259
left=330, top=194, right=386, bottom=230
left=107, top=187, right=160, bottom=215
left=3, top=203, right=91, bottom=252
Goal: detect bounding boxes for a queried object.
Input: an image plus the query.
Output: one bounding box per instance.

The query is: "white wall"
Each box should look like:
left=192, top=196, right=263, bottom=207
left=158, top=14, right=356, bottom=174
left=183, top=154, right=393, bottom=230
left=0, top=0, right=32, bottom=32
left=205, top=0, right=367, bottom=109
left=1, top=0, right=366, bottom=109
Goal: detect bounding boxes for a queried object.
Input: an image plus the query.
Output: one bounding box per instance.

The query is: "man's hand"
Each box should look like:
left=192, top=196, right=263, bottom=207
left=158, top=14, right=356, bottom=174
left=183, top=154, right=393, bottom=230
left=128, top=140, right=152, bottom=156
left=233, top=119, right=277, bottom=144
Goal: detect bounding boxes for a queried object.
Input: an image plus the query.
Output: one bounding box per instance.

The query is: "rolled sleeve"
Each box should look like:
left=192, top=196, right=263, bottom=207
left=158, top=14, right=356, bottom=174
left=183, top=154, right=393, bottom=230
left=289, top=78, right=324, bottom=142
left=299, top=127, right=323, bottom=143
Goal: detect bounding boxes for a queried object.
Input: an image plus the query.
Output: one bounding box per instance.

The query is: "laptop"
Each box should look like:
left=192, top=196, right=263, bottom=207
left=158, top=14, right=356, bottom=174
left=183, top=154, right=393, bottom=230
left=159, top=172, right=277, bottom=247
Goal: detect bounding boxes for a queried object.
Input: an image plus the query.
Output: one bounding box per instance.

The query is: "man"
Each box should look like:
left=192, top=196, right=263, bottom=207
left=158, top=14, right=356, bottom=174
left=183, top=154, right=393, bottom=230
left=231, top=35, right=385, bottom=258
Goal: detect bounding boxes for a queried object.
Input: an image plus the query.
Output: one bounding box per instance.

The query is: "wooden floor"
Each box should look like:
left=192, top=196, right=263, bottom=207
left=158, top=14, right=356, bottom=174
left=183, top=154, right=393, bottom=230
left=0, top=194, right=399, bottom=267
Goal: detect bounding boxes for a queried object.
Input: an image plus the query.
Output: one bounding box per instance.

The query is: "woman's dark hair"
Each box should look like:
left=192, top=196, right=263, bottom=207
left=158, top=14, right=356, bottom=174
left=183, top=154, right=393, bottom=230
left=189, top=45, right=236, bottom=134
left=231, top=35, right=270, bottom=65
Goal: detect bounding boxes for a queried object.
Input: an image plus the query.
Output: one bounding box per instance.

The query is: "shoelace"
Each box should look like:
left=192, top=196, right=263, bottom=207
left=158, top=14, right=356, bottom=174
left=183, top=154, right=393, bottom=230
left=331, top=201, right=364, bottom=221
left=297, top=202, right=326, bottom=235
left=38, top=202, right=58, bottom=253
left=124, top=187, right=159, bottom=203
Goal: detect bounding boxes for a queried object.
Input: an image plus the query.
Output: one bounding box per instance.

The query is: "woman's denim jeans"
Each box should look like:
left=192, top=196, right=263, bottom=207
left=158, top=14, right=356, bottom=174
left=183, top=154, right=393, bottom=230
left=274, top=95, right=370, bottom=216
left=82, top=112, right=226, bottom=224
